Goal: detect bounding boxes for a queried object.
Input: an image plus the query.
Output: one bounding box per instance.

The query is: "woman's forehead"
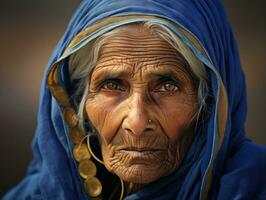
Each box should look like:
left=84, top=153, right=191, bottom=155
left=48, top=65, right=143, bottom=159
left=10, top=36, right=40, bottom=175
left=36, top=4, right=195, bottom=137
left=98, top=31, right=177, bottom=59
left=91, top=58, right=192, bottom=84
left=87, top=24, right=195, bottom=83
left=95, top=25, right=185, bottom=71
left=93, top=51, right=189, bottom=80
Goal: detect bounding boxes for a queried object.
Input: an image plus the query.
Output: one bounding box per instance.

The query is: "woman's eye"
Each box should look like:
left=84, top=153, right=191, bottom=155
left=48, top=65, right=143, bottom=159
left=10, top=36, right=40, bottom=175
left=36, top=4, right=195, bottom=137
left=156, top=82, right=179, bottom=92
left=101, top=80, right=125, bottom=91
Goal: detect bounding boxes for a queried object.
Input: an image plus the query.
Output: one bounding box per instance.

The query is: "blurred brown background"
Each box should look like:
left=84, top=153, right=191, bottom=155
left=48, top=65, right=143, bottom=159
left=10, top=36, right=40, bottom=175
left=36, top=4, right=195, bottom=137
left=0, top=0, right=265, bottom=197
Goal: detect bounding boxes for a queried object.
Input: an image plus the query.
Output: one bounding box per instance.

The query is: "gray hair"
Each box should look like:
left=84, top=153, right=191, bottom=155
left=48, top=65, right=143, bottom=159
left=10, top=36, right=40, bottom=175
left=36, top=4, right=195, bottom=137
left=68, top=22, right=209, bottom=132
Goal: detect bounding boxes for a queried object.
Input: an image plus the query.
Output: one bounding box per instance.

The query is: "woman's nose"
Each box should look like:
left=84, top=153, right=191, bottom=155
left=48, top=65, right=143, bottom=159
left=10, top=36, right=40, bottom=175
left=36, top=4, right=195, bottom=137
left=121, top=93, right=156, bottom=136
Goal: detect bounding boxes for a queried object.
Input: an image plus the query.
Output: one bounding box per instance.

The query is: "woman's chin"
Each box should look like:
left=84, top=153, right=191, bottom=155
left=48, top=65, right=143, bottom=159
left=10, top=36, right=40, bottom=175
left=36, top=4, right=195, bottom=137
left=111, top=163, right=170, bottom=184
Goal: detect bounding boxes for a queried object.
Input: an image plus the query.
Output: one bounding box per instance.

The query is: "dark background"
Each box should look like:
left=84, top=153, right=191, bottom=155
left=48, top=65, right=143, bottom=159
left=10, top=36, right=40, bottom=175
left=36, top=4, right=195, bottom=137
left=1, top=0, right=265, bottom=197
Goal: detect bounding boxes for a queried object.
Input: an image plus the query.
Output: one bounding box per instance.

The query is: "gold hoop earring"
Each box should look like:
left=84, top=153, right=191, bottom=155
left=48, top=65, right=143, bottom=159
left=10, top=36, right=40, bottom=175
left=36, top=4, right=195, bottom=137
left=87, top=134, right=125, bottom=200
left=87, top=134, right=104, bottom=165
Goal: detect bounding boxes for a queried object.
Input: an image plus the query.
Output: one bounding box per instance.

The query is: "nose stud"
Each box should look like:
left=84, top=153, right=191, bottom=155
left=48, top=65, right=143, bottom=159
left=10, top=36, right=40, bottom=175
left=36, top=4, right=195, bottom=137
left=148, top=119, right=152, bottom=123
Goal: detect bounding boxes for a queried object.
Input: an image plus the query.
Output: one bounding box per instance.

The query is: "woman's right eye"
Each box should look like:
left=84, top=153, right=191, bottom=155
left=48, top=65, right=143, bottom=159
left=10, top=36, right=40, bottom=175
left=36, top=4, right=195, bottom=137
left=101, top=79, right=125, bottom=91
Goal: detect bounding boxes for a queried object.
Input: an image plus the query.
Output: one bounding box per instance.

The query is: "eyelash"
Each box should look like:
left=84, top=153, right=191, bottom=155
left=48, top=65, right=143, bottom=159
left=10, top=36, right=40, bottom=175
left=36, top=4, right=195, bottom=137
left=154, top=80, right=180, bottom=93
left=100, top=79, right=125, bottom=91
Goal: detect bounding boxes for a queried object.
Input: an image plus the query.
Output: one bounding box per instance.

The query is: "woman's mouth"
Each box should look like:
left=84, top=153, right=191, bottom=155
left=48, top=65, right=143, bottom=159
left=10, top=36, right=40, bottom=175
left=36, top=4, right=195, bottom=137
left=118, top=148, right=164, bottom=166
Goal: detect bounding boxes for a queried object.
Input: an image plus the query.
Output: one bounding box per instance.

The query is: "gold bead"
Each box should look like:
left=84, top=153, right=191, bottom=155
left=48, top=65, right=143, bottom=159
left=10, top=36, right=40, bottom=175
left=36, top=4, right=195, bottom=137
left=73, top=144, right=91, bottom=161
left=84, top=177, right=102, bottom=197
left=78, top=159, right=97, bottom=179
left=63, top=107, right=78, bottom=127
left=69, top=128, right=85, bottom=144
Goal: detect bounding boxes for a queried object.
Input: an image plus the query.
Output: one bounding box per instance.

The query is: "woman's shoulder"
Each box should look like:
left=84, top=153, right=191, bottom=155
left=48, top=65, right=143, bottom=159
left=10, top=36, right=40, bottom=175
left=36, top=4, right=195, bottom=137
left=216, top=140, right=266, bottom=199
left=225, top=140, right=266, bottom=172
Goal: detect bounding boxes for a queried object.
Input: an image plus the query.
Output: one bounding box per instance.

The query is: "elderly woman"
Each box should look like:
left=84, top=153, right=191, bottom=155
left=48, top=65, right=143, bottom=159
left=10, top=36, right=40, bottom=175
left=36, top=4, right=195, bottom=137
left=3, top=0, right=266, bottom=199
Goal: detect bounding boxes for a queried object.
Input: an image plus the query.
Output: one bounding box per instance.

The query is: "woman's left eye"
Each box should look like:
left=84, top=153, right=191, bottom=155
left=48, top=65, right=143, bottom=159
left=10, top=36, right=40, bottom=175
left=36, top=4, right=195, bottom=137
left=155, top=82, right=179, bottom=92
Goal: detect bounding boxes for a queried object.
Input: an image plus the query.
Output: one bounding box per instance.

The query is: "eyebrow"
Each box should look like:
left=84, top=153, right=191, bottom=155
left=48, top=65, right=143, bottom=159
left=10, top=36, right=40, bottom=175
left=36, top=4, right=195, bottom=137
left=148, top=72, right=180, bottom=80
left=91, top=65, right=191, bottom=86
left=90, top=67, right=130, bottom=86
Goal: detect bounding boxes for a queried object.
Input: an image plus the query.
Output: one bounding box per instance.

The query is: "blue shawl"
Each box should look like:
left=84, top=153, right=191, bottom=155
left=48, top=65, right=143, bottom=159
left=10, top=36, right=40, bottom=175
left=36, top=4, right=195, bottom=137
left=3, top=0, right=266, bottom=199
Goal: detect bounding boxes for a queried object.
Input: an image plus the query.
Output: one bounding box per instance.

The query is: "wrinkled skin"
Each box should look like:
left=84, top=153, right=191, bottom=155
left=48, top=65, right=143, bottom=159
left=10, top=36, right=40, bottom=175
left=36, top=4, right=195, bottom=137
left=85, top=24, right=198, bottom=192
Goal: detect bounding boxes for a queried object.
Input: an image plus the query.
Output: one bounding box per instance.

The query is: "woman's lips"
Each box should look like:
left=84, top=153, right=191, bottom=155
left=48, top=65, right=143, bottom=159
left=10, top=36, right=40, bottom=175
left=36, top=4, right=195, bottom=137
left=117, top=146, right=163, bottom=151
left=118, top=148, right=164, bottom=166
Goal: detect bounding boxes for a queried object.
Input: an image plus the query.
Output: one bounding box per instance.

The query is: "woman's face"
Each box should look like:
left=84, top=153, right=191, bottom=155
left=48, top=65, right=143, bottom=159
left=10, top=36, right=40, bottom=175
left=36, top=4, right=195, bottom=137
left=85, top=25, right=198, bottom=183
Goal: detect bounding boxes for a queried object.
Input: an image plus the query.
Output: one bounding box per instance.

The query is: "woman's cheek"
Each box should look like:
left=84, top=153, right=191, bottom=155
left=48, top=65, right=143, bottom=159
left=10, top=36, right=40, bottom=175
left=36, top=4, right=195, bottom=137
left=159, top=100, right=197, bottom=141
left=85, top=93, right=123, bottom=143
left=86, top=94, right=109, bottom=128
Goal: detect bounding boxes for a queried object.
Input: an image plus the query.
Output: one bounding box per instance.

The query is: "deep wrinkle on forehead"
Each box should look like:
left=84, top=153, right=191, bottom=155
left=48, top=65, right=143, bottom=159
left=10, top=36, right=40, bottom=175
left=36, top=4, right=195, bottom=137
left=91, top=63, right=192, bottom=87
left=97, top=24, right=181, bottom=61
left=98, top=35, right=178, bottom=59
left=89, top=25, right=197, bottom=90
left=94, top=56, right=189, bottom=80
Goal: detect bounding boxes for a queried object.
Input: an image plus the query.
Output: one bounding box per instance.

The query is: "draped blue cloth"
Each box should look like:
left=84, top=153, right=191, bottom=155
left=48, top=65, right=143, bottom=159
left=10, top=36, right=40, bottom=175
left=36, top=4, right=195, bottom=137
left=3, top=0, right=266, bottom=199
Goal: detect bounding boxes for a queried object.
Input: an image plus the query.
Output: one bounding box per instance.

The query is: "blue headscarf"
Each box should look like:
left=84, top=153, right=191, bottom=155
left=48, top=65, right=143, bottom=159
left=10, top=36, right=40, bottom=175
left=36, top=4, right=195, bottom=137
left=4, top=0, right=266, bottom=199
